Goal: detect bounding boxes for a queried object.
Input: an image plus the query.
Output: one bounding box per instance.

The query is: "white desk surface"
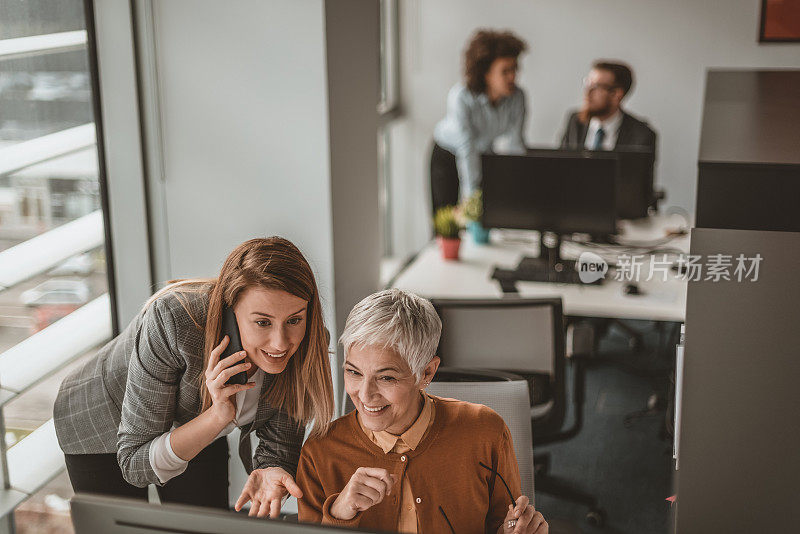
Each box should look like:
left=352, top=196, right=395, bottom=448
left=392, top=213, right=690, bottom=322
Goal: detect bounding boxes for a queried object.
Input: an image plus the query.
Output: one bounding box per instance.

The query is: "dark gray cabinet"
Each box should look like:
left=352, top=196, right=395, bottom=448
left=695, top=70, right=800, bottom=232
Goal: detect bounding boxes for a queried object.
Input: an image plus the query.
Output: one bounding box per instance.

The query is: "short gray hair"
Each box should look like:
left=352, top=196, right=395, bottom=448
left=340, top=289, right=442, bottom=380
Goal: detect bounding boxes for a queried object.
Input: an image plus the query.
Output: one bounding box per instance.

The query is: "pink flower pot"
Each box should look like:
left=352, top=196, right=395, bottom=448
left=437, top=236, right=461, bottom=260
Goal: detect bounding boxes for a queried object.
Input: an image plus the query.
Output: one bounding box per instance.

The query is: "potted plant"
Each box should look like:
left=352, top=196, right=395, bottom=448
left=434, top=205, right=462, bottom=260
left=462, top=189, right=490, bottom=244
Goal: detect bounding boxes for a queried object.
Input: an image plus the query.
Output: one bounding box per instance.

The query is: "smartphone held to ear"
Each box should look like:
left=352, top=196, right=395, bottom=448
left=221, top=307, right=248, bottom=385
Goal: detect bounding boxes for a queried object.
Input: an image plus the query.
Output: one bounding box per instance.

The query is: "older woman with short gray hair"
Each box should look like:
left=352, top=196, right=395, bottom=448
left=297, top=289, right=548, bottom=534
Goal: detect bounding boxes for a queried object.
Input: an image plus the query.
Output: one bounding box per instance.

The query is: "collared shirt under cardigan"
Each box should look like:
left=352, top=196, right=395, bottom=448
left=53, top=287, right=305, bottom=488
left=358, top=392, right=435, bottom=534
left=297, top=395, right=521, bottom=534
left=433, top=83, right=527, bottom=200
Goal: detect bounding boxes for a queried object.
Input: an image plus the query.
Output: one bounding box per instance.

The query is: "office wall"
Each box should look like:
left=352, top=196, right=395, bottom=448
left=388, top=0, right=800, bottom=258
left=143, top=0, right=380, bottom=338
left=140, top=0, right=381, bottom=365
left=146, top=0, right=335, bottom=294
left=325, top=0, right=382, bottom=366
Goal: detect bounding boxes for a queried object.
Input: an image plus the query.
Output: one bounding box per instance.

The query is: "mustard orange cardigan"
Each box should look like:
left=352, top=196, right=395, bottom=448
left=297, top=396, right=522, bottom=534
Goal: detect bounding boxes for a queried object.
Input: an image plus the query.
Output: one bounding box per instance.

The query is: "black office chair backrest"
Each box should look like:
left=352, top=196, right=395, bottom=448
left=431, top=297, right=567, bottom=434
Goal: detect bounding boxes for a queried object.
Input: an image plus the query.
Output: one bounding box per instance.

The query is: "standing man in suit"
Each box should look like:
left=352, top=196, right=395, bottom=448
left=560, top=61, right=656, bottom=152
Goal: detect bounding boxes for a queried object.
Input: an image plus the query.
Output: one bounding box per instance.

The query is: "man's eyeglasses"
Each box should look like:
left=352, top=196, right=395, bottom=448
left=582, top=77, right=617, bottom=93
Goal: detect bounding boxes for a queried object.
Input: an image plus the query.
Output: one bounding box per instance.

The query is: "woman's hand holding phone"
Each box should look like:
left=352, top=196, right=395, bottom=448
left=205, top=335, right=256, bottom=425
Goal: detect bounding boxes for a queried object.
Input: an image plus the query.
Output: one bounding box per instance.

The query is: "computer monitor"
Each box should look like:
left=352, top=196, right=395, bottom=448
left=695, top=162, right=800, bottom=232
left=613, top=148, right=656, bottom=219
left=525, top=147, right=655, bottom=220
left=481, top=152, right=617, bottom=284
left=482, top=152, right=617, bottom=234
left=70, top=494, right=385, bottom=534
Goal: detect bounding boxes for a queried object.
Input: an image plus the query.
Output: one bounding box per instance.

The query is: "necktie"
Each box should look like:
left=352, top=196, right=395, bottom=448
left=593, top=127, right=606, bottom=150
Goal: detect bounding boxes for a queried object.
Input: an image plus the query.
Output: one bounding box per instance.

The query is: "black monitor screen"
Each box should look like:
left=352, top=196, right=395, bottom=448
left=614, top=149, right=655, bottom=219
left=481, top=153, right=617, bottom=235
left=525, top=147, right=654, bottom=220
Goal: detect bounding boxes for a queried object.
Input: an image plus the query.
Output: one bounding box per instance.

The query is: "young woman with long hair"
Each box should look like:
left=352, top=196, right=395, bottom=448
left=54, top=237, right=335, bottom=517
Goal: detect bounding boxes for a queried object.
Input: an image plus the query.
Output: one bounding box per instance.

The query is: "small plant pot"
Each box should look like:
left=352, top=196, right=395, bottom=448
left=467, top=221, right=490, bottom=244
left=437, top=236, right=461, bottom=260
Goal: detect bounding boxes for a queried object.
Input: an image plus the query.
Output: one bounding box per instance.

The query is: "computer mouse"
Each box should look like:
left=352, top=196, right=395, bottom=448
left=623, top=282, right=643, bottom=295
left=671, top=262, right=688, bottom=276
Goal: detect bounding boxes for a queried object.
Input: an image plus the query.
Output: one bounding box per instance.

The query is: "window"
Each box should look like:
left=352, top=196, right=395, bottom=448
left=378, top=0, right=404, bottom=283
left=0, top=1, right=113, bottom=531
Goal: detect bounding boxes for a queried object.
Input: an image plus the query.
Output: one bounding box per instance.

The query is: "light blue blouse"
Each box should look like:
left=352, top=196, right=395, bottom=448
left=433, top=84, right=527, bottom=199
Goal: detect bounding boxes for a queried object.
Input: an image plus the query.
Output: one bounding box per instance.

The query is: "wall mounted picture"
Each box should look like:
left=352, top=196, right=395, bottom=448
left=760, top=0, right=800, bottom=42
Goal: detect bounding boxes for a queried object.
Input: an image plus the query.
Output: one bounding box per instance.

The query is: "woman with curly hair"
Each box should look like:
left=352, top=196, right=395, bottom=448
left=432, top=29, right=529, bottom=213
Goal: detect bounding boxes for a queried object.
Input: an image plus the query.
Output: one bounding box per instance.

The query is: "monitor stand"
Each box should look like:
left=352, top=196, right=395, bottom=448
left=491, top=232, right=603, bottom=287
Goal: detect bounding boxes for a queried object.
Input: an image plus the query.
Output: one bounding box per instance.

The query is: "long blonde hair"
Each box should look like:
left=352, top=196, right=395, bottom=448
left=144, top=237, right=334, bottom=438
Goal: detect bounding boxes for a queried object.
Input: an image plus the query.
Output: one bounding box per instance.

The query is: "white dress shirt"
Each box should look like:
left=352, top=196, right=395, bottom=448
left=584, top=110, right=623, bottom=151
left=149, top=368, right=265, bottom=484
left=434, top=84, right=527, bottom=199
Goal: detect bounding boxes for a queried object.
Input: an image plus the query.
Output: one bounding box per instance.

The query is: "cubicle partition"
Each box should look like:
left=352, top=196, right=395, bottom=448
left=674, top=228, right=800, bottom=532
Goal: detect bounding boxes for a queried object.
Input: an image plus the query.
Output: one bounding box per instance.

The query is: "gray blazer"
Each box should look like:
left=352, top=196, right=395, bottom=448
left=559, top=109, right=657, bottom=152
left=53, top=289, right=305, bottom=488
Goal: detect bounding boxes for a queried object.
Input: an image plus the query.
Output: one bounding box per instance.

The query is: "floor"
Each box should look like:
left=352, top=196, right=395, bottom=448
left=535, top=320, right=677, bottom=533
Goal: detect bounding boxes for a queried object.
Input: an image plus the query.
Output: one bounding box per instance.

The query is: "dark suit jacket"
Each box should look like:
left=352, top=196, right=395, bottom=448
left=559, top=109, right=657, bottom=153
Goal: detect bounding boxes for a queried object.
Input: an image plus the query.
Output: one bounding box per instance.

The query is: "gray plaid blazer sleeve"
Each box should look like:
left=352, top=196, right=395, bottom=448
left=252, top=410, right=306, bottom=477
left=117, top=297, right=186, bottom=487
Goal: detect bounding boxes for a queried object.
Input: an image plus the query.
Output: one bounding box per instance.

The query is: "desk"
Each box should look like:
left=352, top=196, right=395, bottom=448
left=392, top=213, right=690, bottom=322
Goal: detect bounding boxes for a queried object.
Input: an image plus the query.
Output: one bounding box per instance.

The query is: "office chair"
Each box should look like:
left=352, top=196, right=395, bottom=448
left=431, top=297, right=605, bottom=527
left=427, top=367, right=534, bottom=501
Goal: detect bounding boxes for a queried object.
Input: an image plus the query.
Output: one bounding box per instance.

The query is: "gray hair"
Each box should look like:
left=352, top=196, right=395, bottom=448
left=339, top=289, right=442, bottom=380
